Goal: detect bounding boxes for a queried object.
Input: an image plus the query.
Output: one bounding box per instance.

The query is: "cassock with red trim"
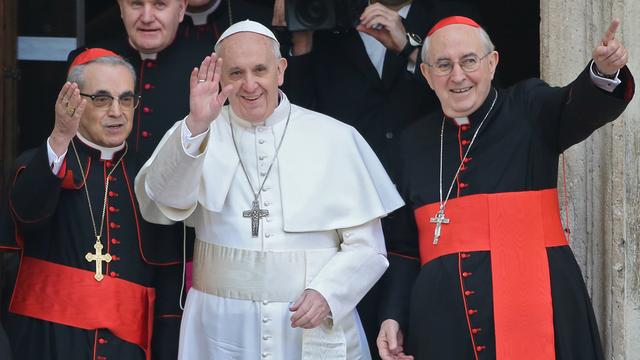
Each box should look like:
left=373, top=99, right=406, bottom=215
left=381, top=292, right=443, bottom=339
left=2, top=48, right=184, bottom=360
left=5, top=139, right=155, bottom=360
left=383, top=19, right=635, bottom=359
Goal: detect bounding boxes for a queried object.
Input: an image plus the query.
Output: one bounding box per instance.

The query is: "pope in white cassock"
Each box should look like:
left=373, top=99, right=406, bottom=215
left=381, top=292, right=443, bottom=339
left=134, top=20, right=404, bottom=359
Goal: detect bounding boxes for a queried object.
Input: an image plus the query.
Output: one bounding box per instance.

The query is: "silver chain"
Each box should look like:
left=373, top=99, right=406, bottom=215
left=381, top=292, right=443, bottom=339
left=438, top=89, right=498, bottom=211
left=71, top=140, right=128, bottom=243
left=229, top=105, right=292, bottom=203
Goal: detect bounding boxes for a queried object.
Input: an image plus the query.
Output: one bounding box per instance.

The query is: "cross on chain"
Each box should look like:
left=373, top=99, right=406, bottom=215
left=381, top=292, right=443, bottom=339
left=85, top=237, right=112, bottom=281
left=430, top=209, right=450, bottom=245
left=243, top=200, right=269, bottom=237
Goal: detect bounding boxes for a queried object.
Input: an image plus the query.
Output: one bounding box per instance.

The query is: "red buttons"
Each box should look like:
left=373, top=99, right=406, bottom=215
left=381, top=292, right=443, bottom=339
left=468, top=309, right=478, bottom=315
left=460, top=253, right=471, bottom=259
left=476, top=346, right=486, bottom=352
left=97, top=356, right=107, bottom=360
left=463, top=157, right=472, bottom=164
left=459, top=183, right=469, bottom=189
left=462, top=271, right=472, bottom=278
left=109, top=271, right=119, bottom=278
left=109, top=222, right=120, bottom=229
left=461, top=125, right=470, bottom=132
left=112, top=255, right=120, bottom=261
left=464, top=290, right=475, bottom=296
left=105, top=160, right=113, bottom=168
left=143, top=106, right=151, bottom=113
left=144, top=83, right=153, bottom=90
left=146, top=61, right=155, bottom=68
left=111, top=238, right=120, bottom=245
left=472, top=328, right=482, bottom=334
left=108, top=191, right=118, bottom=197
left=141, top=131, right=151, bottom=138
left=461, top=139, right=470, bottom=145
left=108, top=206, right=119, bottom=213
left=98, top=338, right=107, bottom=344
left=107, top=175, right=117, bottom=182
left=460, top=165, right=467, bottom=172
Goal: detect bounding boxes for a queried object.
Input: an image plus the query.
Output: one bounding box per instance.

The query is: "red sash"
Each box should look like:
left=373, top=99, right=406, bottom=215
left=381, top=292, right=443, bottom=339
left=10, top=256, right=155, bottom=359
left=416, top=189, right=567, bottom=360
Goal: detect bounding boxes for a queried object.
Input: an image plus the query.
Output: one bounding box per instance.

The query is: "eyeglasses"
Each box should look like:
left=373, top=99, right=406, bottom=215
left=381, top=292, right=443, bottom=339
left=80, top=93, right=141, bottom=109
left=425, top=52, right=492, bottom=76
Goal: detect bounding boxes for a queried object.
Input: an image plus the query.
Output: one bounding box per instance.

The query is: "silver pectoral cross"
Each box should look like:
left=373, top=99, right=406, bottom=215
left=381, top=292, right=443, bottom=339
left=242, top=200, right=269, bottom=237
left=430, top=208, right=450, bottom=245
left=85, top=236, right=112, bottom=281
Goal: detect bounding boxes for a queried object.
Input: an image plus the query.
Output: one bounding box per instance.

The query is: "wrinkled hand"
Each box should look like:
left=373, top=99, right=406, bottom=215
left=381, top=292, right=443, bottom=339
left=356, top=3, right=407, bottom=53
left=592, top=19, right=628, bottom=76
left=186, top=52, right=234, bottom=135
left=377, top=319, right=413, bottom=360
left=50, top=82, right=86, bottom=156
left=289, top=289, right=331, bottom=329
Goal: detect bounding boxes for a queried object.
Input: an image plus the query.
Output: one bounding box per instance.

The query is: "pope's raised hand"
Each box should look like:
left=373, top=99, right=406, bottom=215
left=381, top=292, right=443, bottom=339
left=186, top=53, right=234, bottom=135
left=592, top=19, right=628, bottom=76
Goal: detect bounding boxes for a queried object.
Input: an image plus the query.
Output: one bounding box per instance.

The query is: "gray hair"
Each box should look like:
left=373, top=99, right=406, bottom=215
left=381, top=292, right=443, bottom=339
left=67, top=56, right=136, bottom=88
left=421, top=26, right=495, bottom=62
left=214, top=35, right=282, bottom=60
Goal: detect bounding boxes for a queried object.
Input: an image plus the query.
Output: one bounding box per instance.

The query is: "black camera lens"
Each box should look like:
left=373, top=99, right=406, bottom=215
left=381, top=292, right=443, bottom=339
left=297, top=0, right=331, bottom=28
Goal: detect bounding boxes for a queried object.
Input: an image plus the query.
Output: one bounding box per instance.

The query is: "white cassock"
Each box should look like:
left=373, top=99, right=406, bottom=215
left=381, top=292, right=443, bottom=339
left=135, top=92, right=404, bottom=360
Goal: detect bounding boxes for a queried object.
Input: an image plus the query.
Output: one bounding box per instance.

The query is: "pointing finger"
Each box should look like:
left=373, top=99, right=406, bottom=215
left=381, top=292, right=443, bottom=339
left=602, top=19, right=620, bottom=45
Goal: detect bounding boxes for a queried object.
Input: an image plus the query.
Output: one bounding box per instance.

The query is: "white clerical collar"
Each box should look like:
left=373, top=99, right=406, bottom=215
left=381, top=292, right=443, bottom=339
left=186, top=0, right=221, bottom=26
left=453, top=117, right=470, bottom=125
left=228, top=90, right=290, bottom=129
left=127, top=38, right=158, bottom=60
left=76, top=133, right=125, bottom=160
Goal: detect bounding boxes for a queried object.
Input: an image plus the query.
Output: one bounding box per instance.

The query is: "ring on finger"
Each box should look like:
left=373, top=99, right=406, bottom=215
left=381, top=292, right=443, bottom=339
left=66, top=106, right=76, bottom=116
left=198, top=79, right=206, bottom=83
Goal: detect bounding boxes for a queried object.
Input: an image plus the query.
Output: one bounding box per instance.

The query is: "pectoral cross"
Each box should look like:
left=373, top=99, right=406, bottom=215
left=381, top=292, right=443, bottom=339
left=243, top=200, right=269, bottom=237
left=85, top=237, right=112, bottom=281
left=430, top=208, right=450, bottom=245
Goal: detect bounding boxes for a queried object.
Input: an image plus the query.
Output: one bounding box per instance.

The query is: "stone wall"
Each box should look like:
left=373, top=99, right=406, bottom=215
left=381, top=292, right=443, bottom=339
left=541, top=1, right=640, bottom=358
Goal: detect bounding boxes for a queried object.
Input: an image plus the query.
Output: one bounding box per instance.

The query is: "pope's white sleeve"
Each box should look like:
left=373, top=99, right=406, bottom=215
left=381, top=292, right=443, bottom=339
left=135, top=118, right=208, bottom=223
left=306, top=218, right=389, bottom=326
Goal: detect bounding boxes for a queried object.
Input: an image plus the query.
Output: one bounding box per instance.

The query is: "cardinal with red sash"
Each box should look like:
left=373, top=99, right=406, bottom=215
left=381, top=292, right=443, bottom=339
left=377, top=16, right=634, bottom=360
left=3, top=49, right=168, bottom=360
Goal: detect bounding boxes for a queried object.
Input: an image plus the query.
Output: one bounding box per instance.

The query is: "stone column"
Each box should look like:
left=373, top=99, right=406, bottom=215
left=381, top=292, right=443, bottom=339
left=541, top=0, right=640, bottom=358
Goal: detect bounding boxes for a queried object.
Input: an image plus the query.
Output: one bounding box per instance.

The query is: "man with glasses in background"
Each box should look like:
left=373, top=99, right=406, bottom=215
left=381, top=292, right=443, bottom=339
left=377, top=15, right=634, bottom=360
left=3, top=48, right=163, bottom=360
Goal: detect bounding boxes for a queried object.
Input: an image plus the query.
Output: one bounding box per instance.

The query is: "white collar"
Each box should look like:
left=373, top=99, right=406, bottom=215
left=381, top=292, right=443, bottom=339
left=398, top=3, right=411, bottom=19
left=76, top=133, right=125, bottom=160
left=186, top=0, right=222, bottom=26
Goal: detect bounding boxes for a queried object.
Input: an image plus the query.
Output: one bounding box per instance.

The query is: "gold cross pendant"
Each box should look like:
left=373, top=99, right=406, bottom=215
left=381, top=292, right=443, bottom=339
left=85, top=236, right=112, bottom=281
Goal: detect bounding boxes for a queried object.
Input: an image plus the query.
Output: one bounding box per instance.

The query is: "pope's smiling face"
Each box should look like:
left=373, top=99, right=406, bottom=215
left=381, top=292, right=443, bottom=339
left=218, top=32, right=287, bottom=123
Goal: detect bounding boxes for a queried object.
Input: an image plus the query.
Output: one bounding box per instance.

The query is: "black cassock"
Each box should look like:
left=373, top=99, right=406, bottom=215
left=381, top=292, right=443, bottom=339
left=5, top=139, right=179, bottom=360
left=384, top=64, right=634, bottom=359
